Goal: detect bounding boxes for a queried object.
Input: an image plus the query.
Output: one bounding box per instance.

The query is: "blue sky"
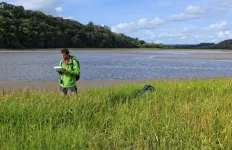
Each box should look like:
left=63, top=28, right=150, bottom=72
left=4, top=0, right=232, bottom=44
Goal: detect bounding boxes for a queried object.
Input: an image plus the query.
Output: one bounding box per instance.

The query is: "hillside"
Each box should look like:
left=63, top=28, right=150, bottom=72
left=0, top=2, right=161, bottom=49
left=214, top=39, right=232, bottom=49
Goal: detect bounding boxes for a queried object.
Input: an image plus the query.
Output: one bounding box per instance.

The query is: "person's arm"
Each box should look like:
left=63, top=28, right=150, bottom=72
left=57, top=61, right=63, bottom=75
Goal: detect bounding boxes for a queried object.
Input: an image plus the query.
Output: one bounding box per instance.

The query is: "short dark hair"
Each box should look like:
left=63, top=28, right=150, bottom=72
left=61, top=48, right=69, bottom=55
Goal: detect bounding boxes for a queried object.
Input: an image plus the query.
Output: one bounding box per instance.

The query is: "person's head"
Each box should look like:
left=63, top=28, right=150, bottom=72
left=61, top=48, right=70, bottom=60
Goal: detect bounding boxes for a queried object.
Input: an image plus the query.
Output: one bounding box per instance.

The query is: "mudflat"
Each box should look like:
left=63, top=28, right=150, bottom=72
left=0, top=80, right=152, bottom=92
left=1, top=49, right=232, bottom=60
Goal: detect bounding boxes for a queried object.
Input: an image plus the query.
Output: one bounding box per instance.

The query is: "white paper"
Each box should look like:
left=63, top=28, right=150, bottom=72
left=54, top=66, right=63, bottom=71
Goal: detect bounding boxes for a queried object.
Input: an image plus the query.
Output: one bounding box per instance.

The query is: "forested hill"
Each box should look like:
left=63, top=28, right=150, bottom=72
left=214, top=39, right=232, bottom=49
left=0, top=2, right=162, bottom=49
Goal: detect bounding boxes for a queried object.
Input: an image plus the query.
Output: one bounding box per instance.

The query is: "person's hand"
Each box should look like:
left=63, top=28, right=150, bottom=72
left=57, top=71, right=63, bottom=75
left=62, top=69, right=69, bottom=73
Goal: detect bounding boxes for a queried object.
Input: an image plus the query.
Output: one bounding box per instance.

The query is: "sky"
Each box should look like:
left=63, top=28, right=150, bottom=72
left=3, top=0, right=232, bottom=44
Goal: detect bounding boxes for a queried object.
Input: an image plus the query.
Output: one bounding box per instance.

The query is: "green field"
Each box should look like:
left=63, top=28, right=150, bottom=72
left=1, top=78, right=232, bottom=149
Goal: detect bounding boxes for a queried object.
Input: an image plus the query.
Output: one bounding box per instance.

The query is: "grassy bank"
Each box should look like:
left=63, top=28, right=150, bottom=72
left=1, top=78, right=232, bottom=149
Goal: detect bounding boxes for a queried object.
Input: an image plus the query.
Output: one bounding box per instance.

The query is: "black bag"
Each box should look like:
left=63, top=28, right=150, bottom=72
left=72, top=59, right=80, bottom=81
left=136, top=85, right=155, bottom=97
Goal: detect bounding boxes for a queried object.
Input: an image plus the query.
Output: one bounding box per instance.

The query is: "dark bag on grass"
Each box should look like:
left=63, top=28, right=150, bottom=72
left=136, top=85, right=155, bottom=97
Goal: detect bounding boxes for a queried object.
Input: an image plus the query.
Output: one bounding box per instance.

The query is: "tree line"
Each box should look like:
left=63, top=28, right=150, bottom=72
left=0, top=2, right=163, bottom=49
left=164, top=41, right=232, bottom=49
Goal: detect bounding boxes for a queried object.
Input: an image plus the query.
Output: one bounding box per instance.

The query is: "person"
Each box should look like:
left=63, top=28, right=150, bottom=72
left=57, top=48, right=80, bottom=96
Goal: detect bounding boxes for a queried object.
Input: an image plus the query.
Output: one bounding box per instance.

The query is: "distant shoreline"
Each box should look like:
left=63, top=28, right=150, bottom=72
left=1, top=48, right=232, bottom=61
left=0, top=48, right=228, bottom=53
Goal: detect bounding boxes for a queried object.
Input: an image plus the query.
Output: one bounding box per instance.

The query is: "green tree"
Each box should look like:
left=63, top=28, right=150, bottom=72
left=0, top=2, right=162, bottom=49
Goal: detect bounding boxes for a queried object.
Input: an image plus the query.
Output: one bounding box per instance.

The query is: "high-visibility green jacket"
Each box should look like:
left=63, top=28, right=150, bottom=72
left=58, top=55, right=80, bottom=88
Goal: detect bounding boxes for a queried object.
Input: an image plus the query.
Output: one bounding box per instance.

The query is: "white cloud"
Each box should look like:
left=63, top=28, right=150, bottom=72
left=112, top=5, right=205, bottom=33
left=112, top=1, right=231, bottom=44
left=113, top=1, right=231, bottom=44
left=211, top=39, right=220, bottom=43
left=184, top=28, right=188, bottom=32
left=141, top=31, right=167, bottom=43
left=167, top=13, right=200, bottom=21
left=179, top=36, right=188, bottom=40
left=143, top=25, right=232, bottom=44
left=185, top=5, right=204, bottom=15
left=145, top=30, right=192, bottom=41
left=111, top=17, right=165, bottom=33
left=167, top=5, right=204, bottom=21
left=204, top=21, right=227, bottom=30
left=55, top=7, right=63, bottom=12
left=216, top=30, right=232, bottom=38
left=220, top=0, right=232, bottom=7
left=5, top=0, right=64, bottom=15
left=64, top=16, right=73, bottom=19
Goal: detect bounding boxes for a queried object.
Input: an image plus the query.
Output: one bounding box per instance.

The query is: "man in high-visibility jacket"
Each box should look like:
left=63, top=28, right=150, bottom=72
left=57, top=48, right=80, bottom=96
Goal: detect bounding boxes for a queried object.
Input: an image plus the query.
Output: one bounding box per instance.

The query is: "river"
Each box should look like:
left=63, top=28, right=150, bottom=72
left=1, top=49, right=232, bottom=81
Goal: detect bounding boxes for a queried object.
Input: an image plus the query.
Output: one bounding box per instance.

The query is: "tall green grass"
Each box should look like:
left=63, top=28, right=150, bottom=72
left=1, top=78, right=232, bottom=149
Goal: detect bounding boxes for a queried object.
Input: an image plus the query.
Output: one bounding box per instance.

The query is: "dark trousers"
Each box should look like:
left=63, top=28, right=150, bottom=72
left=60, top=86, right=77, bottom=96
